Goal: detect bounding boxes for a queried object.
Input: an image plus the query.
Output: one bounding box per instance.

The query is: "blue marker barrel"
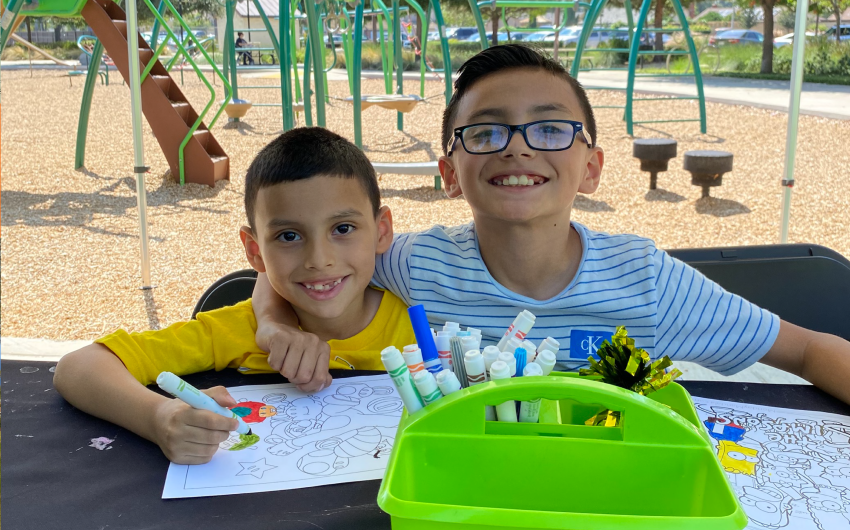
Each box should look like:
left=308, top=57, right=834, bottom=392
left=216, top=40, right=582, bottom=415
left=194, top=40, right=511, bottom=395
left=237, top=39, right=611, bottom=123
left=408, top=305, right=442, bottom=374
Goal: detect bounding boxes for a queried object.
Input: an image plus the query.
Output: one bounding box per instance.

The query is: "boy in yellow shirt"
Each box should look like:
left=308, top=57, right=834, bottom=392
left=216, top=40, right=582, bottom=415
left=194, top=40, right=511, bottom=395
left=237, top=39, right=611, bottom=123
left=54, top=127, right=416, bottom=464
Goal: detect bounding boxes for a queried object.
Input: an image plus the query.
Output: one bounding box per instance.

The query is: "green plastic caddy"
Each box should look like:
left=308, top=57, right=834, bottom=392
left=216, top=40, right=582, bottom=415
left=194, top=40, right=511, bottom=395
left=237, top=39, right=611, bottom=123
left=378, top=372, right=747, bottom=530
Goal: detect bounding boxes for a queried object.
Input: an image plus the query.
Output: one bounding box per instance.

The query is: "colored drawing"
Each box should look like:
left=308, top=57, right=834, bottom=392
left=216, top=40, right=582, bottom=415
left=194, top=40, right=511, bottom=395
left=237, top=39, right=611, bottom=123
left=695, top=397, right=850, bottom=530
left=163, top=374, right=403, bottom=498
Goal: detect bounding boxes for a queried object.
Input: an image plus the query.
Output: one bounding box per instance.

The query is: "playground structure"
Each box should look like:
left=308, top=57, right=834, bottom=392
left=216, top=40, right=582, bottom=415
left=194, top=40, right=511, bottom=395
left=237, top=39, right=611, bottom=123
left=219, top=0, right=453, bottom=148
left=467, top=0, right=708, bottom=134
left=1, top=0, right=232, bottom=187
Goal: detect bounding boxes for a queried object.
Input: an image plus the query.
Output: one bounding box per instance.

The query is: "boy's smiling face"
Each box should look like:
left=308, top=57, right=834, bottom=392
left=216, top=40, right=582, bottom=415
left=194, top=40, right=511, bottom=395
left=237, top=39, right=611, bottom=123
left=440, top=67, right=603, bottom=226
left=240, top=176, right=392, bottom=336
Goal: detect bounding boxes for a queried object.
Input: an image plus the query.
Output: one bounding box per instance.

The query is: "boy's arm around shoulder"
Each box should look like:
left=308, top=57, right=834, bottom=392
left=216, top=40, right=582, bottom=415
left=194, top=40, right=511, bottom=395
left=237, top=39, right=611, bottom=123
left=54, top=344, right=239, bottom=464
left=252, top=272, right=332, bottom=393
left=759, top=319, right=850, bottom=404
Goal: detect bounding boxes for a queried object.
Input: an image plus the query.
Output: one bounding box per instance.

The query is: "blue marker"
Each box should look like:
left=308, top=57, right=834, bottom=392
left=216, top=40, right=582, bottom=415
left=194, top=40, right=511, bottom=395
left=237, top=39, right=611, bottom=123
left=157, top=372, right=252, bottom=435
left=513, top=348, right=527, bottom=376
left=408, top=305, right=442, bottom=374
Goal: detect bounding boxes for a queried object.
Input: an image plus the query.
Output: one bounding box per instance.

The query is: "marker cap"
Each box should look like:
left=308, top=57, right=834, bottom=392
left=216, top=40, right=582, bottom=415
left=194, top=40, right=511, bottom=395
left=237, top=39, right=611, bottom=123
left=534, top=349, right=557, bottom=376
left=435, top=370, right=462, bottom=395
left=523, top=362, right=543, bottom=377
left=489, top=360, right=511, bottom=380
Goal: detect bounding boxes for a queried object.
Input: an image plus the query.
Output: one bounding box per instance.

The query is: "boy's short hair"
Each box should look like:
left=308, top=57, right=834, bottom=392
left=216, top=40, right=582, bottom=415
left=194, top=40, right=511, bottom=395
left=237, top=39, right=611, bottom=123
left=441, top=44, right=597, bottom=154
left=245, top=127, right=380, bottom=228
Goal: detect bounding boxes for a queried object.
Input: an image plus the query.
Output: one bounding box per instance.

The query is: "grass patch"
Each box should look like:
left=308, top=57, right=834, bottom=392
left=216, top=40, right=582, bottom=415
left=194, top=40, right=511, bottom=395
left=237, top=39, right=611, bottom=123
left=710, top=71, right=850, bottom=86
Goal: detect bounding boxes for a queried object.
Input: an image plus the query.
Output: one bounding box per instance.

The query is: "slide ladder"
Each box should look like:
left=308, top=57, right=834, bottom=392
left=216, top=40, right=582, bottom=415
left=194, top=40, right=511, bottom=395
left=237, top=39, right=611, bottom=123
left=81, top=0, right=229, bottom=185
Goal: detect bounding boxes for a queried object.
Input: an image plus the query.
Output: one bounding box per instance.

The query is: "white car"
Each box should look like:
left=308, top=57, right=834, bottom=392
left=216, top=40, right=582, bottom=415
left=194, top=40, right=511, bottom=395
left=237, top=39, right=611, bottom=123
left=825, top=24, right=850, bottom=41
left=773, top=31, right=815, bottom=47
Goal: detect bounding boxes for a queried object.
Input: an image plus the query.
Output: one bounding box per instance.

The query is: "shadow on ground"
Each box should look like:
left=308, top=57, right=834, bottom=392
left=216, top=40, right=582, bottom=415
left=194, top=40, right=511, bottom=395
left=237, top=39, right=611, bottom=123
left=645, top=188, right=688, bottom=203
left=574, top=195, right=615, bottom=212
left=695, top=196, right=751, bottom=217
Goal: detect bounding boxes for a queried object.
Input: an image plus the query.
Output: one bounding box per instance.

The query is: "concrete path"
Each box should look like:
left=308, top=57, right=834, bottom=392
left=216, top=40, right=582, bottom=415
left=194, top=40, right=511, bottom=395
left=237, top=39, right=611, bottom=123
left=576, top=70, right=850, bottom=120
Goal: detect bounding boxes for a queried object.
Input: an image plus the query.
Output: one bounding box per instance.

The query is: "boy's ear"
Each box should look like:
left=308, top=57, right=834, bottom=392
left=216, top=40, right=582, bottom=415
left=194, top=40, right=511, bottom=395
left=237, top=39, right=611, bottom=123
left=240, top=226, right=267, bottom=273
left=577, top=146, right=604, bottom=195
left=375, top=205, right=394, bottom=255
left=438, top=156, right=463, bottom=199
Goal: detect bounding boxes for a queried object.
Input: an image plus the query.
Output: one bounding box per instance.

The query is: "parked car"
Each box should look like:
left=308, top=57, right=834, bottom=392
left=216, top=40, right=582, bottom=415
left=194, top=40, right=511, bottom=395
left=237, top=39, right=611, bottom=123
left=449, top=27, right=478, bottom=41
left=465, top=31, right=508, bottom=43
left=773, top=31, right=815, bottom=47
left=710, top=29, right=763, bottom=45
left=825, top=24, right=850, bottom=41
left=523, top=31, right=554, bottom=42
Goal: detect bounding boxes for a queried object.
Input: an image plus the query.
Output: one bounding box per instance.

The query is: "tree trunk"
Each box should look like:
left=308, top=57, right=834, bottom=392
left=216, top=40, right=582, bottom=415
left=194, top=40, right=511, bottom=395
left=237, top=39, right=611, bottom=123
left=815, top=9, right=819, bottom=36
left=760, top=0, right=775, bottom=74
left=491, top=8, right=500, bottom=46
left=373, top=15, right=377, bottom=42
left=54, top=24, right=62, bottom=43
left=416, top=12, right=422, bottom=47
left=26, top=17, right=32, bottom=42
left=654, top=0, right=664, bottom=62
left=835, top=3, right=842, bottom=43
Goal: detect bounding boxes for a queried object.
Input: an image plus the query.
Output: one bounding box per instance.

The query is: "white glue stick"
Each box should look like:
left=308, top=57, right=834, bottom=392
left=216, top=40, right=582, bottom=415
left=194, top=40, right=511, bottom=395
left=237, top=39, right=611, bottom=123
left=381, top=346, right=425, bottom=414
left=498, top=351, right=517, bottom=377
left=482, top=346, right=501, bottom=380
left=519, top=362, right=543, bottom=423
left=402, top=345, right=426, bottom=375
left=496, top=310, right=536, bottom=351
left=435, top=370, right=462, bottom=396
left=521, top=340, right=539, bottom=362
left=489, top=361, right=517, bottom=422
left=534, top=349, right=557, bottom=376
left=413, top=370, right=443, bottom=405
left=435, top=331, right=453, bottom=370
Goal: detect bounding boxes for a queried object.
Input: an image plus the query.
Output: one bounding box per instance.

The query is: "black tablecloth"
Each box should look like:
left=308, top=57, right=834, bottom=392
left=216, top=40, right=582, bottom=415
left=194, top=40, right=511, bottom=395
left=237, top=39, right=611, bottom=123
left=4, top=359, right=850, bottom=530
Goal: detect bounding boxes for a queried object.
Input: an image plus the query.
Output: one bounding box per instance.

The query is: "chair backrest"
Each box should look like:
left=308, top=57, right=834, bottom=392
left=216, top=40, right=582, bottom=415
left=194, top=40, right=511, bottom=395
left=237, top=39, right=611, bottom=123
left=668, top=244, right=850, bottom=341
left=191, top=269, right=258, bottom=319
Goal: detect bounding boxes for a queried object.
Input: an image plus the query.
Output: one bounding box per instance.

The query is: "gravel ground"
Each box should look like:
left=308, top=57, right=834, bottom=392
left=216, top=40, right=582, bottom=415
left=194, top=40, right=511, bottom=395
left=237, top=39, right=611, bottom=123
left=2, top=69, right=849, bottom=341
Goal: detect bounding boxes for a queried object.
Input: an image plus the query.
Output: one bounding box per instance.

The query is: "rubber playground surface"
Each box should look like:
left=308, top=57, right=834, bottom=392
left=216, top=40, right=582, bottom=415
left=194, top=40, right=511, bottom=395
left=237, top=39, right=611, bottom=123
left=1, top=69, right=849, bottom=340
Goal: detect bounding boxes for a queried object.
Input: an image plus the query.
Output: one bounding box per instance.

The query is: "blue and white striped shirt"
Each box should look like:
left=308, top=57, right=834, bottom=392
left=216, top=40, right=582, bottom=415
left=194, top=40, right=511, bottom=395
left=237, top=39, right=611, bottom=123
left=375, top=222, right=780, bottom=375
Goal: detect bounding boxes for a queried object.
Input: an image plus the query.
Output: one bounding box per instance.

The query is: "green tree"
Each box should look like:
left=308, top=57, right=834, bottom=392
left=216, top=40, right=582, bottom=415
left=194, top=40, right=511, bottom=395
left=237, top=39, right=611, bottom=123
left=817, top=0, right=850, bottom=42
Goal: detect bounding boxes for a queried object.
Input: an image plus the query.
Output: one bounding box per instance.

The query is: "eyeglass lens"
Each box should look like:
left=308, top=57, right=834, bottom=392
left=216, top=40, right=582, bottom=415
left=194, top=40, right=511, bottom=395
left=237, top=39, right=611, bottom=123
left=461, top=121, right=577, bottom=153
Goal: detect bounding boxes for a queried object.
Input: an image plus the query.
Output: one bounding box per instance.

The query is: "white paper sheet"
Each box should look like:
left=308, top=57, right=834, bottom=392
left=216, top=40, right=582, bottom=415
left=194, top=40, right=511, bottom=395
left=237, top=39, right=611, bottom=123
left=162, top=374, right=403, bottom=498
left=693, top=397, right=850, bottom=530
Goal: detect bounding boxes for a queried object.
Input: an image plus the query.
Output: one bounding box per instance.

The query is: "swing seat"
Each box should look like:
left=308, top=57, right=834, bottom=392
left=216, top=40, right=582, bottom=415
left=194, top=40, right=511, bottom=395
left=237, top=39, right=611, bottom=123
left=224, top=99, right=253, bottom=119
left=344, top=94, right=423, bottom=113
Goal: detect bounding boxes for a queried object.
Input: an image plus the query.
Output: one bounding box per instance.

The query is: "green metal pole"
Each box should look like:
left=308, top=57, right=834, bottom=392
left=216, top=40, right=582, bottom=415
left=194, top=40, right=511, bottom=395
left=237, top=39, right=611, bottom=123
left=290, top=3, right=302, bottom=103
left=670, top=0, right=706, bottom=133
left=303, top=30, right=313, bottom=126
left=304, top=0, right=326, bottom=126
left=279, top=0, right=294, bottom=130
left=0, top=0, right=25, bottom=55
left=225, top=0, right=239, bottom=102
left=75, top=40, right=105, bottom=170
left=378, top=13, right=391, bottom=93
left=570, top=0, right=605, bottom=77
left=392, top=0, right=402, bottom=130
left=353, top=1, right=364, bottom=147
left=468, top=0, right=488, bottom=49
left=625, top=0, right=652, bottom=135
left=431, top=0, right=452, bottom=105
left=150, top=0, right=167, bottom=48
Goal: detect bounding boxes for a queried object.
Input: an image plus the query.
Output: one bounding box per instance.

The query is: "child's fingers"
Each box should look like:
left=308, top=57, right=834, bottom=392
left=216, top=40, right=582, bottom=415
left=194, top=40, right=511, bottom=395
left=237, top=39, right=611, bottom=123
left=280, top=343, right=306, bottom=382
left=202, top=386, right=237, bottom=407
left=182, top=423, right=232, bottom=446
left=266, top=342, right=288, bottom=372
left=173, top=441, right=222, bottom=463
left=184, top=408, right=239, bottom=433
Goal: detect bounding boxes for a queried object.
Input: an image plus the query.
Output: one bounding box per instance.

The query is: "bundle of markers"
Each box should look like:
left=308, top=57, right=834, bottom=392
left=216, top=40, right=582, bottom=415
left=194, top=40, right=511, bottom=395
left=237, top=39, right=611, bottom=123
left=381, top=305, right=559, bottom=423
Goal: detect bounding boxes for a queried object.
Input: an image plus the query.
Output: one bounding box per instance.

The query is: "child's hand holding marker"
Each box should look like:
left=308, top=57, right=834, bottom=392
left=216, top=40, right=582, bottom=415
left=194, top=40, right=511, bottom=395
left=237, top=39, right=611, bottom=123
left=154, top=374, right=241, bottom=465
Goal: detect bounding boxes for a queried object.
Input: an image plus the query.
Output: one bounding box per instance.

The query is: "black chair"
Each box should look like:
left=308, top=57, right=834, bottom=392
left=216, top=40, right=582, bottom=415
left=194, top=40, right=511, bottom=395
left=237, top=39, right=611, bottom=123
left=668, top=244, right=850, bottom=341
left=191, top=269, right=258, bottom=319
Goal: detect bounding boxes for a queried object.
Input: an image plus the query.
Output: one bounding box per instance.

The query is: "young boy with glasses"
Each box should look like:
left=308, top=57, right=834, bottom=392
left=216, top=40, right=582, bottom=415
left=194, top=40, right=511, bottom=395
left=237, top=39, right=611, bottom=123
left=251, top=45, right=850, bottom=405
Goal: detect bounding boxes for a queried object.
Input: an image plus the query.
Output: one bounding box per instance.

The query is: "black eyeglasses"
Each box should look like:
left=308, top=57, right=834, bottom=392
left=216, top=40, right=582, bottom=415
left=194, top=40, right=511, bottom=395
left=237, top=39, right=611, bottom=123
left=447, top=120, right=591, bottom=156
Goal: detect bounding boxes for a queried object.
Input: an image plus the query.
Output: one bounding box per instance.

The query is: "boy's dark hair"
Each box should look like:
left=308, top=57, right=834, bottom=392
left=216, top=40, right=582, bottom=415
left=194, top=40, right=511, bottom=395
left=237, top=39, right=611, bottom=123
left=441, top=44, right=597, bottom=154
left=245, top=127, right=380, bottom=228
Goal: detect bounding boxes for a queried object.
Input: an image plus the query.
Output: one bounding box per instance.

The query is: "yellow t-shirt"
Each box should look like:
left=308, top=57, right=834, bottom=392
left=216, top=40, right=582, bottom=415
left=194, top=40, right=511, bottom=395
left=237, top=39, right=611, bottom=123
left=96, top=291, right=416, bottom=386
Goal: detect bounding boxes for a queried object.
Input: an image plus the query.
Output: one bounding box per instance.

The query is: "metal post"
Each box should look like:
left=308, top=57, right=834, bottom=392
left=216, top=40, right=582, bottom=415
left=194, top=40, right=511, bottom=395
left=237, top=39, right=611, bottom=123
left=279, top=0, right=294, bottom=130
left=304, top=0, right=326, bottom=126
left=392, top=0, right=402, bottom=130
left=125, top=0, right=153, bottom=287
left=779, top=0, right=809, bottom=243
left=353, top=1, right=364, bottom=147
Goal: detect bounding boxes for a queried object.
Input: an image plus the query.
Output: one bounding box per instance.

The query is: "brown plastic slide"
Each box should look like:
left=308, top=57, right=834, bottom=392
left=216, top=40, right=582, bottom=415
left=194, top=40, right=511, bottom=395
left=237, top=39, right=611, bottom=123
left=80, top=0, right=229, bottom=186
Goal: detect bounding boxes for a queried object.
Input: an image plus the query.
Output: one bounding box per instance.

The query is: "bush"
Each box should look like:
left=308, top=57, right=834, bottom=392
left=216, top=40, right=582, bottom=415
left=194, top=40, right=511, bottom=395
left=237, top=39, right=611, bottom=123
left=690, top=23, right=712, bottom=34
left=729, top=38, right=850, bottom=77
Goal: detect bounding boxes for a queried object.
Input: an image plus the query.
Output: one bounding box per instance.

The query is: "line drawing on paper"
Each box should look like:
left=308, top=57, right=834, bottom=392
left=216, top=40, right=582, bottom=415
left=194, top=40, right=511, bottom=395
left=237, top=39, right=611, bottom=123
left=694, top=397, right=850, bottom=530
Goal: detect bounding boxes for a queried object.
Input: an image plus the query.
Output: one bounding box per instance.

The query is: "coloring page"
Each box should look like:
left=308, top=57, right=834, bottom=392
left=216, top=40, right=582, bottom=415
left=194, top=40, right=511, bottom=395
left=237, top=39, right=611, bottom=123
left=162, top=374, right=403, bottom=498
left=693, top=397, right=850, bottom=530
